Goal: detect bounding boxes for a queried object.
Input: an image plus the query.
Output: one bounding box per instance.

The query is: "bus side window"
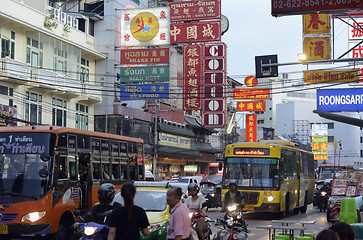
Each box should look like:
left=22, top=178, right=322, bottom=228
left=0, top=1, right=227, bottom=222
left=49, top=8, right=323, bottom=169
left=69, top=160, right=77, bottom=181
left=57, top=156, right=67, bottom=179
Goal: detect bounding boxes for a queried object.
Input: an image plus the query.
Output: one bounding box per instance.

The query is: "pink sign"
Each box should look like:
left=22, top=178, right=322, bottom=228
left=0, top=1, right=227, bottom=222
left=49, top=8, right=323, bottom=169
left=168, top=0, right=221, bottom=22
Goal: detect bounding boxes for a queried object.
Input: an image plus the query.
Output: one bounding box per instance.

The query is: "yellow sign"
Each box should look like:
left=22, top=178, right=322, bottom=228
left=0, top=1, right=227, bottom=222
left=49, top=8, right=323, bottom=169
left=303, top=36, right=331, bottom=61
left=303, top=14, right=330, bottom=35
left=131, top=12, right=160, bottom=42
left=304, top=70, right=358, bottom=84
left=159, top=133, right=191, bottom=149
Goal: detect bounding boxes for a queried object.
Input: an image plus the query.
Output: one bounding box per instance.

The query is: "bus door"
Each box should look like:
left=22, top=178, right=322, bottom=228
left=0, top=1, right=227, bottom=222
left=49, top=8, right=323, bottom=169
left=78, top=152, right=91, bottom=210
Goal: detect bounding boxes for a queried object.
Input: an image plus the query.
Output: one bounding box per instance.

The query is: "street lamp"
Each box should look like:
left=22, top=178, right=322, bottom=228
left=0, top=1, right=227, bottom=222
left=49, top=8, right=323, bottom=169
left=297, top=53, right=307, bottom=62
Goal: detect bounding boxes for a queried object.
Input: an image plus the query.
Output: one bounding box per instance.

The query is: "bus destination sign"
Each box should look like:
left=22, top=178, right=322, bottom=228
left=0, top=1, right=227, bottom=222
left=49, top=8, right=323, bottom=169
left=234, top=148, right=270, bottom=156
left=272, top=0, right=363, bottom=16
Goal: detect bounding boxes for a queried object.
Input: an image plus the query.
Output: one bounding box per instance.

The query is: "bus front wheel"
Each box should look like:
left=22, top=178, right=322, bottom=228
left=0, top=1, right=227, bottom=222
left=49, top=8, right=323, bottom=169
left=284, top=194, right=290, bottom=216
left=300, top=195, right=308, bottom=213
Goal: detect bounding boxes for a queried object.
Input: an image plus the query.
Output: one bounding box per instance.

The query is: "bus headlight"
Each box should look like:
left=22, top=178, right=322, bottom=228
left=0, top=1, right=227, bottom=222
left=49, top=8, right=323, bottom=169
left=21, top=211, right=46, bottom=222
left=263, top=195, right=276, bottom=202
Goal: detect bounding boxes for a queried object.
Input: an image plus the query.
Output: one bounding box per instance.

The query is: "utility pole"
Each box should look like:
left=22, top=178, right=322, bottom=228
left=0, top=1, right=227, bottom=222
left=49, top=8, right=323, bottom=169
left=153, top=100, right=159, bottom=176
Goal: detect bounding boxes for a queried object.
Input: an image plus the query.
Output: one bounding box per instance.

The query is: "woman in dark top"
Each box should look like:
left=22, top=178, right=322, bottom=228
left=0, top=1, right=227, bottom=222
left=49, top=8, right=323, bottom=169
left=107, top=182, right=150, bottom=240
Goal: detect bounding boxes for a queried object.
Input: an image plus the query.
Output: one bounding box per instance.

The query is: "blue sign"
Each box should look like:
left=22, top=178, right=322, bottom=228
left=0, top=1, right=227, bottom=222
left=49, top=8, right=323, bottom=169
left=317, top=88, right=363, bottom=112
left=119, top=83, right=169, bottom=100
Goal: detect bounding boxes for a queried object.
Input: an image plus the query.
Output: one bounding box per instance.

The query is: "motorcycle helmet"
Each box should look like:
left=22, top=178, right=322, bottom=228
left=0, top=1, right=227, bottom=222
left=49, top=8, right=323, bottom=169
left=98, top=183, right=116, bottom=204
left=188, top=182, right=199, bottom=195
left=228, top=179, right=237, bottom=186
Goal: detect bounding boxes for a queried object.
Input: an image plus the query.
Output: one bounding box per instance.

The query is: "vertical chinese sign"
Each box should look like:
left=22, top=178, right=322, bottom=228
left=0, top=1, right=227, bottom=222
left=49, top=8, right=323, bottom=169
left=202, top=42, right=226, bottom=128
left=246, top=114, right=257, bottom=142
left=120, top=7, right=170, bottom=47
left=348, top=18, right=363, bottom=80
left=311, top=124, right=328, bottom=160
left=303, top=14, right=331, bottom=61
left=183, top=44, right=203, bottom=110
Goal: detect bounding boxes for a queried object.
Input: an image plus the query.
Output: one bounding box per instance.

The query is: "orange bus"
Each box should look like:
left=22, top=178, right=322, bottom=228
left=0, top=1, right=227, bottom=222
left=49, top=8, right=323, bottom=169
left=0, top=126, right=144, bottom=239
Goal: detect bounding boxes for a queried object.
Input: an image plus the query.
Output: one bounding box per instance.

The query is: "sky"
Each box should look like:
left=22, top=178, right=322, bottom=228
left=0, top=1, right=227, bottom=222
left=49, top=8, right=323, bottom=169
left=220, top=0, right=349, bottom=84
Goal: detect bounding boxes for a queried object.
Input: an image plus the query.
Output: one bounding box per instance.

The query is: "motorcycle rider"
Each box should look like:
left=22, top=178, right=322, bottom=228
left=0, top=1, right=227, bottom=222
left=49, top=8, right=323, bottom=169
left=184, top=183, right=208, bottom=240
left=73, top=183, right=121, bottom=229
left=222, top=180, right=244, bottom=212
left=318, top=182, right=330, bottom=212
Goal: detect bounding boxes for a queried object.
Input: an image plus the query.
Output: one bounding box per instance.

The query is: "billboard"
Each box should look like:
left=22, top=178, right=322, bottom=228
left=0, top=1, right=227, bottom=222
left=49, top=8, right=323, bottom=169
left=237, top=101, right=266, bottom=112
left=303, top=14, right=330, bottom=35
left=168, top=0, right=221, bottom=22
left=272, top=0, right=363, bottom=16
left=304, top=69, right=358, bottom=84
left=120, top=48, right=169, bottom=65
left=303, top=36, right=331, bottom=61
left=119, top=83, right=169, bottom=100
left=120, top=7, right=170, bottom=46
left=170, top=21, right=221, bottom=44
left=120, top=66, right=169, bottom=83
left=246, top=114, right=257, bottom=142
left=233, top=88, right=270, bottom=100
left=317, top=88, right=363, bottom=112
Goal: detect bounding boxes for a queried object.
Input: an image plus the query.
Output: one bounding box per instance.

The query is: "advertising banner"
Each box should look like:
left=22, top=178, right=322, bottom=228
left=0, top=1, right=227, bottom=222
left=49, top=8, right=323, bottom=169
left=159, top=133, right=191, bottom=149
left=348, top=18, right=363, bottom=40
left=170, top=20, right=221, bottom=44
left=183, top=44, right=203, bottom=110
left=272, top=0, right=363, bottom=16
left=120, top=48, right=169, bottom=65
left=304, top=69, right=358, bottom=84
left=348, top=42, right=363, bottom=59
left=311, top=124, right=328, bottom=137
left=120, top=7, right=170, bottom=47
left=317, top=88, right=363, bottom=112
left=0, top=105, right=17, bottom=126
left=303, top=36, right=331, bottom=61
left=246, top=114, right=257, bottom=142
left=168, top=0, right=221, bottom=22
left=237, top=101, right=266, bottom=112
left=233, top=88, right=270, bottom=100
left=303, top=14, right=330, bottom=34
left=120, top=66, right=169, bottom=83
left=119, top=83, right=169, bottom=100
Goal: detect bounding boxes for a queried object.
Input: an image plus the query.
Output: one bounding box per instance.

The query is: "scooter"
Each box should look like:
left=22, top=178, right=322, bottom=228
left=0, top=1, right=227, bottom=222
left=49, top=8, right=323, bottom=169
left=318, top=190, right=329, bottom=212
left=189, top=211, right=213, bottom=240
left=213, top=203, right=249, bottom=240
left=73, top=210, right=112, bottom=240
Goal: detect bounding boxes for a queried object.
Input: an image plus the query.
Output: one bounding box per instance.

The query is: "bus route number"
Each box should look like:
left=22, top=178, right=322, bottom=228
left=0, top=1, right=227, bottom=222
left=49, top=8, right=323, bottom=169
left=264, top=191, right=272, bottom=196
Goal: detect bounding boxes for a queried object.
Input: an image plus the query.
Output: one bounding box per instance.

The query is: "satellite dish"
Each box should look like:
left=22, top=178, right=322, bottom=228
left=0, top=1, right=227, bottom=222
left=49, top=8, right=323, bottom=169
left=221, top=15, right=229, bottom=35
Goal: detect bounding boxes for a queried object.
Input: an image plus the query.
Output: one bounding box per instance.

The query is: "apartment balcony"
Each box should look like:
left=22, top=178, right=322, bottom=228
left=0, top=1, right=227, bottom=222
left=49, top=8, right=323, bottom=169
left=0, top=58, right=101, bottom=104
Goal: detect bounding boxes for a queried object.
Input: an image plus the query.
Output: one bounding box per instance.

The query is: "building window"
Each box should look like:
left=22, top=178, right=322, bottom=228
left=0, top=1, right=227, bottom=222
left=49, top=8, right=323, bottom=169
left=361, top=150, right=363, bottom=158
left=361, top=136, right=363, bottom=144
left=53, top=47, right=68, bottom=76
left=257, top=120, right=264, bottom=124
left=328, top=136, right=334, bottom=142
left=52, top=98, right=67, bottom=127
left=75, top=103, right=88, bottom=130
left=327, top=122, right=334, bottom=129
left=25, top=91, right=42, bottom=125
left=78, top=58, right=89, bottom=83
left=26, top=37, right=43, bottom=67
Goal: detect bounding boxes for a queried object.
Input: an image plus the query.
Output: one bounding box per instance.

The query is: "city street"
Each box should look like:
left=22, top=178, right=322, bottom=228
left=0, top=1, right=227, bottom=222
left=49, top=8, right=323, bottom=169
left=207, top=205, right=330, bottom=239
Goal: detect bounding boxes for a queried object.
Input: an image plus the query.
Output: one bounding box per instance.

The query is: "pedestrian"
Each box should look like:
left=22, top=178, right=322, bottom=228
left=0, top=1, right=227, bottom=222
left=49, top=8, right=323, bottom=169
left=330, top=222, right=355, bottom=240
left=316, top=229, right=340, bottom=240
left=107, top=182, right=150, bottom=240
left=166, top=187, right=190, bottom=240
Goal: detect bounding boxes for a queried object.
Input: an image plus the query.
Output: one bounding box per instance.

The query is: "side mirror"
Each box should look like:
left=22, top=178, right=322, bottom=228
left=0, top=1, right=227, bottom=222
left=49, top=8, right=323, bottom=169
left=218, top=162, right=223, bottom=171
left=39, top=168, right=49, bottom=178
left=40, top=153, right=51, bottom=162
left=73, top=209, right=80, bottom=217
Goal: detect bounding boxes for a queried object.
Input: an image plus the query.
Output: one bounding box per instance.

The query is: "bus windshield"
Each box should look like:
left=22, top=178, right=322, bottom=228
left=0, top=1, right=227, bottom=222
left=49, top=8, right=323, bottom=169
left=224, top=157, right=279, bottom=188
left=317, top=165, right=353, bottom=180
left=0, top=132, right=53, bottom=200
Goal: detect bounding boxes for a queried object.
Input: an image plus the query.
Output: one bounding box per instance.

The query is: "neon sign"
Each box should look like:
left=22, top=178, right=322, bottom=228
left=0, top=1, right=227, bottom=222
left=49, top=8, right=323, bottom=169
left=234, top=148, right=270, bottom=156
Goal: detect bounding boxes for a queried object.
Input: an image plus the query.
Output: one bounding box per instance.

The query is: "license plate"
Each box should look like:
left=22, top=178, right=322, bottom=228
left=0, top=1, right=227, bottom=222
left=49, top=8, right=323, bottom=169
left=244, top=205, right=254, bottom=211
left=0, top=224, right=8, bottom=234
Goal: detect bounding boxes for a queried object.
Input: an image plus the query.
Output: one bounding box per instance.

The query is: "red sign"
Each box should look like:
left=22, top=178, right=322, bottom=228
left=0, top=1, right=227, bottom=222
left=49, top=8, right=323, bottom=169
left=168, top=0, right=221, bottom=22
left=244, top=76, right=258, bottom=87
left=204, top=72, right=224, bottom=85
left=272, top=0, right=363, bottom=16
left=204, top=44, right=225, bottom=57
left=204, top=59, right=224, bottom=71
left=120, top=48, right=169, bottom=65
left=233, top=88, right=270, bottom=100
left=202, top=112, right=225, bottom=127
left=170, top=21, right=221, bottom=44
left=204, top=99, right=224, bottom=112
left=237, top=101, right=266, bottom=112
left=246, top=114, right=257, bottom=142
left=183, top=44, right=203, bottom=110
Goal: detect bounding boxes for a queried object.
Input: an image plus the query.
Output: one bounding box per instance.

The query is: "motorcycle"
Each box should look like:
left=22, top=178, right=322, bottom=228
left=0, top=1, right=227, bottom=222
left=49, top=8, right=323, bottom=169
left=73, top=209, right=112, bottom=240
left=189, top=201, right=213, bottom=240
left=318, top=190, right=329, bottom=212
left=213, top=203, right=249, bottom=240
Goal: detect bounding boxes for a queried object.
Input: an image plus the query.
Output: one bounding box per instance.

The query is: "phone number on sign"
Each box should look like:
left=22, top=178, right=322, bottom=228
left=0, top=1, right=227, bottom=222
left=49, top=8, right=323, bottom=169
left=273, top=0, right=361, bottom=9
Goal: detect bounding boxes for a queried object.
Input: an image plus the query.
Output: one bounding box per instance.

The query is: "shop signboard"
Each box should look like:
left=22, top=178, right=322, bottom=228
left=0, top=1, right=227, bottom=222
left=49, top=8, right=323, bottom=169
left=246, top=114, right=257, bottom=142
left=170, top=20, right=221, bottom=44
left=120, top=7, right=170, bottom=46
left=236, top=101, right=266, bottom=112
left=303, top=36, right=331, bottom=61
left=271, top=0, right=363, bottom=17
left=317, top=88, right=363, bottom=112
left=348, top=18, right=363, bottom=40
left=119, top=83, right=169, bottom=100
left=304, top=69, right=358, bottom=84
left=303, top=14, right=330, bottom=34
left=159, top=133, right=191, bottom=149
left=0, top=104, right=17, bottom=126
left=233, top=88, right=270, bottom=100
left=120, top=66, right=169, bottom=83
left=120, top=48, right=169, bottom=65
left=168, top=0, right=221, bottom=22
left=183, top=44, right=203, bottom=110
left=311, top=124, right=328, bottom=137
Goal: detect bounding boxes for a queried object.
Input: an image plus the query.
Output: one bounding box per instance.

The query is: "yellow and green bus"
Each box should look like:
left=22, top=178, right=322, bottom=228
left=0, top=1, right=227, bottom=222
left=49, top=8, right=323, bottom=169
left=221, top=140, right=315, bottom=214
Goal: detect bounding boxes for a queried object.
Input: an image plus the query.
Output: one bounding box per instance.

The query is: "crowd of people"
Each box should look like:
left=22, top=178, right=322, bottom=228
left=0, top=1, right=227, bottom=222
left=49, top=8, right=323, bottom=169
left=316, top=222, right=356, bottom=240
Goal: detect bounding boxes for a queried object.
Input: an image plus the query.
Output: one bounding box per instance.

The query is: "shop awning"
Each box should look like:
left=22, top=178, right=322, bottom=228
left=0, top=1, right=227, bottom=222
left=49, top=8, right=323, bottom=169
left=197, top=142, right=223, bottom=154
left=184, top=116, right=218, bottom=133
left=158, top=123, right=195, bottom=137
left=158, top=146, right=201, bottom=157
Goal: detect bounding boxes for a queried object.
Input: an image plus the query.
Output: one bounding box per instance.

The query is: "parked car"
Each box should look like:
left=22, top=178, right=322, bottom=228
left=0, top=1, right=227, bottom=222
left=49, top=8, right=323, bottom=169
left=200, top=175, right=222, bottom=208
left=168, top=176, right=204, bottom=185
left=145, top=170, right=155, bottom=181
